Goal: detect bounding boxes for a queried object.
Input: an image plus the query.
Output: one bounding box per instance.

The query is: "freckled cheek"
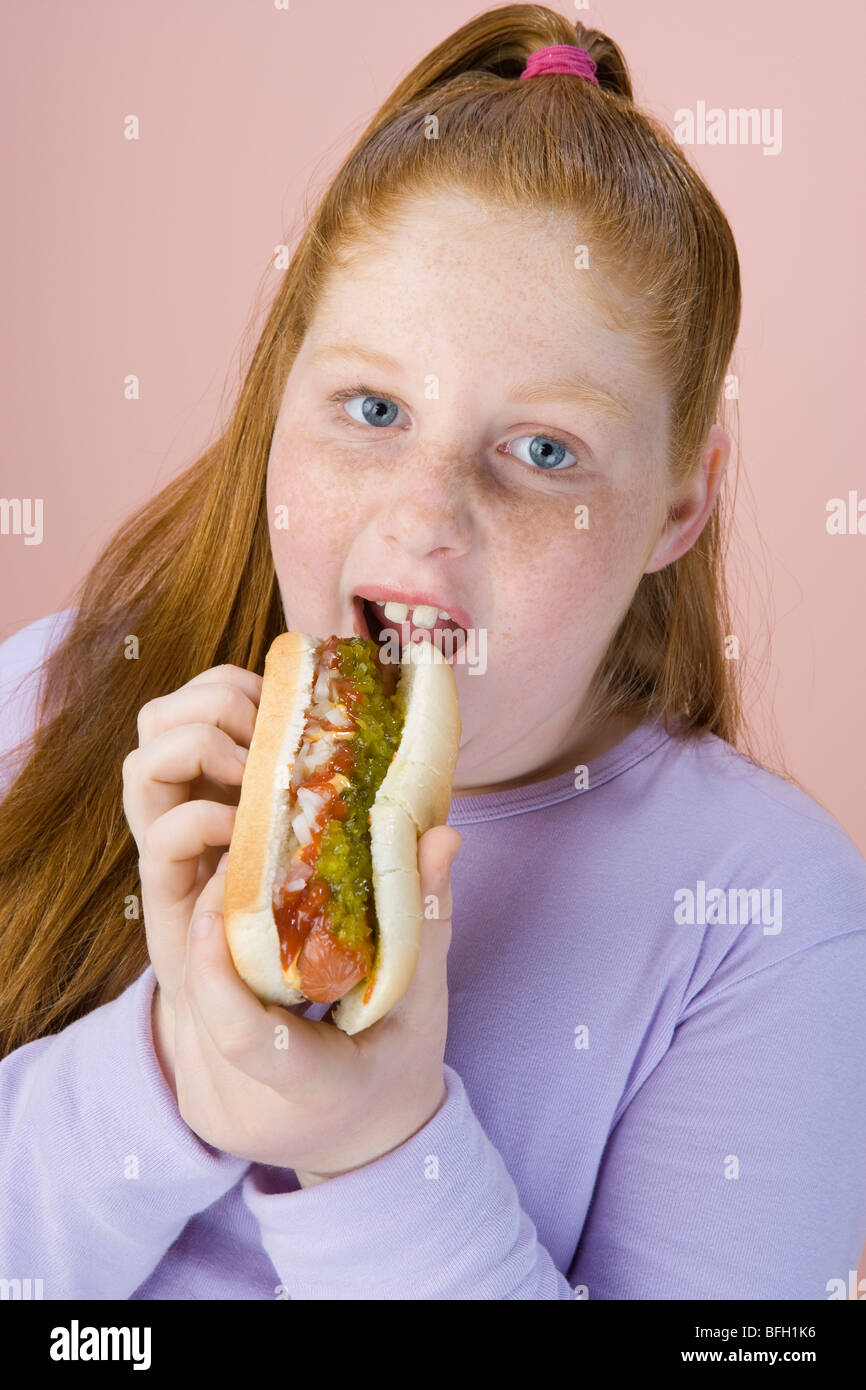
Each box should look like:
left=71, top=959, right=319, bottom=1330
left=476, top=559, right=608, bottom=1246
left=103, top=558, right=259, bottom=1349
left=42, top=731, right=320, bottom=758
left=487, top=494, right=651, bottom=655
left=590, top=486, right=662, bottom=592
left=266, top=444, right=362, bottom=570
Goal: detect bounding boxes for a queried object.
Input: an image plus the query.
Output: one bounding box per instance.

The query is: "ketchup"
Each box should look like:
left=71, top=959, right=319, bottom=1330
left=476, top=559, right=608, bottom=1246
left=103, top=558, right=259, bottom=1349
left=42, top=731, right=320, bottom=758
left=272, top=750, right=351, bottom=973
left=331, top=676, right=365, bottom=713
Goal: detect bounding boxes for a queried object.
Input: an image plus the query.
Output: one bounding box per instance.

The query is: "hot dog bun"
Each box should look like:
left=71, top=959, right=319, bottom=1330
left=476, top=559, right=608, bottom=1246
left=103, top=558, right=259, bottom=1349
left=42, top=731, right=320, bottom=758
left=223, top=632, right=461, bottom=1034
left=223, top=631, right=317, bottom=1011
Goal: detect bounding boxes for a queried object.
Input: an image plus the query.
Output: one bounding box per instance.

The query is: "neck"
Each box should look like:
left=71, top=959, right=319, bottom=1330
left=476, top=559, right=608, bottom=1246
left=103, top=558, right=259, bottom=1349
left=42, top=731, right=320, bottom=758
left=451, top=708, right=645, bottom=798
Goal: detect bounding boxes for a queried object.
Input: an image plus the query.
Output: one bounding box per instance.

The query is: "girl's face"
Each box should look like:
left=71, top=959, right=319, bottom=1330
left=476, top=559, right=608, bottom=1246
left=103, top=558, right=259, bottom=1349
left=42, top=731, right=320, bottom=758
left=267, top=191, right=714, bottom=792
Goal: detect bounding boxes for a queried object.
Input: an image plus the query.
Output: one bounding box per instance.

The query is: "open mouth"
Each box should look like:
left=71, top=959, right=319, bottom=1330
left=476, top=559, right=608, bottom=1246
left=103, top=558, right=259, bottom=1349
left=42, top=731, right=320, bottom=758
left=353, top=595, right=467, bottom=665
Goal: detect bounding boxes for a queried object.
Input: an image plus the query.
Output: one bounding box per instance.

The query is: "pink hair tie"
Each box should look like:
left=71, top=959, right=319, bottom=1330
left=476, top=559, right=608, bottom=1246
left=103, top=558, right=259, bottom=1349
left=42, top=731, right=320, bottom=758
left=519, top=44, right=600, bottom=86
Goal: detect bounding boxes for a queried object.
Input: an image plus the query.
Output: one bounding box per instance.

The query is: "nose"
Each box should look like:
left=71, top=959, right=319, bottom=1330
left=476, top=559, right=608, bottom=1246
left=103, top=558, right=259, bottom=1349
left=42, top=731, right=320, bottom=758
left=376, top=451, right=474, bottom=561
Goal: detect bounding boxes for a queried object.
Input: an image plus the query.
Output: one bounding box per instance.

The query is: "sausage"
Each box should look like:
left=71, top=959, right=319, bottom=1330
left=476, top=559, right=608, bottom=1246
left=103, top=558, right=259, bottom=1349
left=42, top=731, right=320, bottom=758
left=296, top=914, right=373, bottom=1003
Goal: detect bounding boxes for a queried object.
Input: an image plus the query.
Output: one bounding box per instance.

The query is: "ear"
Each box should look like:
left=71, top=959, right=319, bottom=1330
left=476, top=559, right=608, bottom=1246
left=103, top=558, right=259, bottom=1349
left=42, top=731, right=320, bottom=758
left=644, top=424, right=731, bottom=575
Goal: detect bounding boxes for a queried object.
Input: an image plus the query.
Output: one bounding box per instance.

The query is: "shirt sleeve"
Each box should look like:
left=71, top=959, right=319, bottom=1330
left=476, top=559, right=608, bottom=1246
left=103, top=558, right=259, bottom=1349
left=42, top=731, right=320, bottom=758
left=242, top=1063, right=576, bottom=1299
left=569, top=930, right=866, bottom=1299
left=0, top=965, right=251, bottom=1299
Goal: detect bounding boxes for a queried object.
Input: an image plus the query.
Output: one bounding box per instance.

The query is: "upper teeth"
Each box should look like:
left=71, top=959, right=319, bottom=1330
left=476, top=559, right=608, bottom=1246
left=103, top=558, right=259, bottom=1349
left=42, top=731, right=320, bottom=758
left=382, top=601, right=451, bottom=627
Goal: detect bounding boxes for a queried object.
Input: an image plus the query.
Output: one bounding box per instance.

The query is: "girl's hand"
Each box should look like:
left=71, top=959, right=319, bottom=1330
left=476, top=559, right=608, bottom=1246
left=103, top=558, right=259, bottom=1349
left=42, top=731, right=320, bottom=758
left=172, top=824, right=462, bottom=1180
left=121, top=665, right=263, bottom=1088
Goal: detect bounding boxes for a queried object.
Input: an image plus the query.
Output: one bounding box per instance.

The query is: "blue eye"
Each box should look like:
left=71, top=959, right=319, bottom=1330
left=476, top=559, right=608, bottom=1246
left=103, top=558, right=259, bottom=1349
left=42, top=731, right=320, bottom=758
left=507, top=434, right=577, bottom=471
left=343, top=394, right=404, bottom=428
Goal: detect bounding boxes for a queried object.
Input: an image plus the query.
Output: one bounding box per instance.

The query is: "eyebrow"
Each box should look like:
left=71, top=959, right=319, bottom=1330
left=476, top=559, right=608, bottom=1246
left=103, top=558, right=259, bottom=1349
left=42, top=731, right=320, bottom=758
left=310, top=345, right=633, bottom=423
left=509, top=374, right=633, bottom=423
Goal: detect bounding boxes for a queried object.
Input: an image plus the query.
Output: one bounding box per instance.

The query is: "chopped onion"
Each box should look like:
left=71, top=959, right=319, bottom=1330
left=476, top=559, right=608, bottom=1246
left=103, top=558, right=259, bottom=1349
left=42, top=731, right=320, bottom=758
left=324, top=704, right=352, bottom=728
left=289, top=744, right=310, bottom=791
left=291, top=812, right=312, bottom=846
left=296, top=786, right=326, bottom=820
left=290, top=857, right=313, bottom=882
left=302, top=738, right=334, bottom=772
left=283, top=877, right=307, bottom=893
left=314, top=668, right=331, bottom=700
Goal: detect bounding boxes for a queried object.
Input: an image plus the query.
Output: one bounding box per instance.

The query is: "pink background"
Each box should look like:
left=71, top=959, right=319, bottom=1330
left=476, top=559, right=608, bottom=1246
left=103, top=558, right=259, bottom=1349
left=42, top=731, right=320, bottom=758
left=2, top=0, right=864, bottom=857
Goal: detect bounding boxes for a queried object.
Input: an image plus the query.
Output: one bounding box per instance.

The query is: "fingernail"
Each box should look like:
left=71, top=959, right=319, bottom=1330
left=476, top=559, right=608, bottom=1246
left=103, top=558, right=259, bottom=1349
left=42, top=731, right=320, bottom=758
left=216, top=851, right=230, bottom=873
left=191, top=913, right=215, bottom=939
left=235, top=746, right=249, bottom=764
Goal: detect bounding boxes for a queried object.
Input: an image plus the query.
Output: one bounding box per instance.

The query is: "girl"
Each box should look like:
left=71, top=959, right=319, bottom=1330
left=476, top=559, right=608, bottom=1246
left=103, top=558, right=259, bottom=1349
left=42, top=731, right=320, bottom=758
left=1, top=7, right=864, bottom=1300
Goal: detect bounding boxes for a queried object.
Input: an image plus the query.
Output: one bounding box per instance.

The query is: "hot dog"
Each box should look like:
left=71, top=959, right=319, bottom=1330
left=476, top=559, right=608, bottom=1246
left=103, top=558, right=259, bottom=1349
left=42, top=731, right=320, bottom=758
left=224, top=631, right=461, bottom=1034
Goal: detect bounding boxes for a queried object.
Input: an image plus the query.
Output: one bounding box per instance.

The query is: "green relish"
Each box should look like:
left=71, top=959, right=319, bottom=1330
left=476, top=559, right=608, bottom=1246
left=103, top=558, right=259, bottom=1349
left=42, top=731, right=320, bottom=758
left=313, top=638, right=404, bottom=952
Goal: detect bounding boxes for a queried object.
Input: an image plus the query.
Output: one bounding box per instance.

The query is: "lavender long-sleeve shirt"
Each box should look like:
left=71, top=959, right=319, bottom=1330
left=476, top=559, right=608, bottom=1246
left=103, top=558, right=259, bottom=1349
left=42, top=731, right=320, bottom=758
left=1, top=610, right=865, bottom=1300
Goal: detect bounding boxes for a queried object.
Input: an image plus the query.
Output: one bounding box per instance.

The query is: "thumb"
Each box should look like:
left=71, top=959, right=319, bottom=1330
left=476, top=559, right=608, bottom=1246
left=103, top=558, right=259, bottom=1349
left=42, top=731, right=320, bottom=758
left=389, top=824, right=461, bottom=1029
left=418, top=824, right=461, bottom=927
